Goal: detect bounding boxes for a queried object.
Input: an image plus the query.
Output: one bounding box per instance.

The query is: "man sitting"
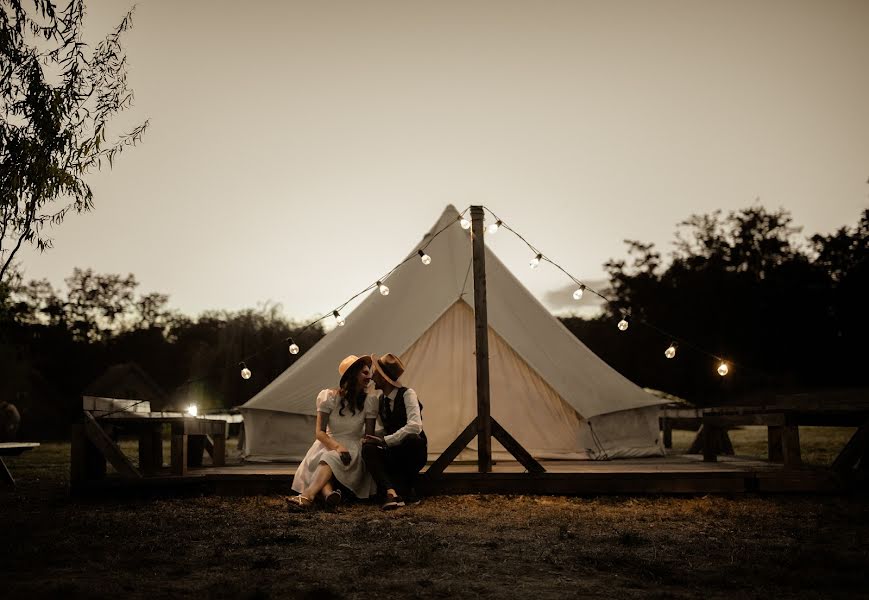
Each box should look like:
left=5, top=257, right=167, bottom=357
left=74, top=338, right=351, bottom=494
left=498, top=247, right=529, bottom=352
left=362, top=353, right=427, bottom=510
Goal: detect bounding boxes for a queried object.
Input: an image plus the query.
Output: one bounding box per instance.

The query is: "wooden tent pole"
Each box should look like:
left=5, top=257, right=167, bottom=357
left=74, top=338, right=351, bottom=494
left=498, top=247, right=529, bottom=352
left=470, top=205, right=492, bottom=473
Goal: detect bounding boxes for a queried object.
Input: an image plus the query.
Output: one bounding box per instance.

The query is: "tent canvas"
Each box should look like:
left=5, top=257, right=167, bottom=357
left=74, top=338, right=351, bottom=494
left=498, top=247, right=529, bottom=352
left=240, top=205, right=665, bottom=462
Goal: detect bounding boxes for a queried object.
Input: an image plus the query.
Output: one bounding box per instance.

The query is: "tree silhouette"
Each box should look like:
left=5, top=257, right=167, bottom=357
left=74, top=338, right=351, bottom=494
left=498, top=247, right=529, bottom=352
left=0, top=1, right=148, bottom=281
left=564, top=206, right=868, bottom=403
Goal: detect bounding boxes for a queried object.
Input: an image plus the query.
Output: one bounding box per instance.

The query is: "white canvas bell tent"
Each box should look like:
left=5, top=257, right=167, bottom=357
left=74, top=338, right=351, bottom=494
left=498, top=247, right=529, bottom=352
left=240, top=205, right=665, bottom=462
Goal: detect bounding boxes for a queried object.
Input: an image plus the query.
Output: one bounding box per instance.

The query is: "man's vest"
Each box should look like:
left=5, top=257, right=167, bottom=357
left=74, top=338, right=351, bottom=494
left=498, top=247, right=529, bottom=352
left=380, top=387, right=427, bottom=444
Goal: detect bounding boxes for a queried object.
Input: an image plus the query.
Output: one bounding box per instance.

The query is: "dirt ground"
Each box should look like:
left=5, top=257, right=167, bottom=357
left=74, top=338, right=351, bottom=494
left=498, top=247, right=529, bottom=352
left=2, top=437, right=869, bottom=599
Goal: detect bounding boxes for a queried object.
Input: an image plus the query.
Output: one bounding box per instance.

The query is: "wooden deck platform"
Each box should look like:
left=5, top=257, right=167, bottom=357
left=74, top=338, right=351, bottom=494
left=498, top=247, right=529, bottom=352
left=70, top=453, right=862, bottom=497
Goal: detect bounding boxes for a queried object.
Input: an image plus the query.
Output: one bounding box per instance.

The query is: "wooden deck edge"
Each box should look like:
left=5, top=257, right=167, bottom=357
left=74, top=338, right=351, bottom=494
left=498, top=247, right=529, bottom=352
left=69, top=468, right=862, bottom=497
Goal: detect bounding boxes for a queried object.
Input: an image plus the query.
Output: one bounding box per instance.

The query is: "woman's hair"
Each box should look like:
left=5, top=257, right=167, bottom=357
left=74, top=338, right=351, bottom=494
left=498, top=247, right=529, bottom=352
left=337, top=361, right=367, bottom=416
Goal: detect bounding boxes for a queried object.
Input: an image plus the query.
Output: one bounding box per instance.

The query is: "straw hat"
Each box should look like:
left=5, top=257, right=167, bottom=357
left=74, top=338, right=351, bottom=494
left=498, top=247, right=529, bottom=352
left=338, top=354, right=373, bottom=382
left=373, top=353, right=405, bottom=387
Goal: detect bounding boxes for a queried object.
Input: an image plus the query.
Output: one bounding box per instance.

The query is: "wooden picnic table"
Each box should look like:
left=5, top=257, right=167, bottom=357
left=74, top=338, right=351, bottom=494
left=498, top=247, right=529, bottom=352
left=0, top=442, right=40, bottom=488
left=659, top=405, right=705, bottom=449
left=71, top=412, right=227, bottom=483
left=701, top=405, right=869, bottom=471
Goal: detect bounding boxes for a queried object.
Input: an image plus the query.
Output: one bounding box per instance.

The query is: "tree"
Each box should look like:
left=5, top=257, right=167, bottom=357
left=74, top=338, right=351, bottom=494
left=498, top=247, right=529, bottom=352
left=63, top=267, right=138, bottom=340
left=572, top=205, right=865, bottom=403
left=0, top=0, right=148, bottom=282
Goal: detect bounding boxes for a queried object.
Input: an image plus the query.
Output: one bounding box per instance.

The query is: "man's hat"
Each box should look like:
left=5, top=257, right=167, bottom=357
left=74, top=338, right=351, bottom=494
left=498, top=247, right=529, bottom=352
left=373, top=353, right=405, bottom=387
left=338, top=354, right=373, bottom=382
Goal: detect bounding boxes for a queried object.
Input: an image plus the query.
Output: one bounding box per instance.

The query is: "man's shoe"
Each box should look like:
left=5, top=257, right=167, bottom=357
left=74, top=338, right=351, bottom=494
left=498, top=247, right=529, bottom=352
left=381, top=494, right=405, bottom=511
left=325, top=489, right=342, bottom=508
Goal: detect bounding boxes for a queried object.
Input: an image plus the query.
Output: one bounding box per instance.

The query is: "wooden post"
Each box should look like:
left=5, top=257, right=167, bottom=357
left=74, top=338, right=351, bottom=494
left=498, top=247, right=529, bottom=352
left=781, top=425, right=802, bottom=468
left=661, top=417, right=673, bottom=449
left=470, top=206, right=492, bottom=473
left=767, top=426, right=784, bottom=462
left=71, top=423, right=106, bottom=484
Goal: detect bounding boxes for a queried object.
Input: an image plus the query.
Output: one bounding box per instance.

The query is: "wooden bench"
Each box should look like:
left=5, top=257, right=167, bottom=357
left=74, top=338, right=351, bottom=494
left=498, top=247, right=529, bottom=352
left=701, top=406, right=869, bottom=470
left=659, top=405, right=704, bottom=449
left=72, top=397, right=228, bottom=484
left=0, top=442, right=40, bottom=488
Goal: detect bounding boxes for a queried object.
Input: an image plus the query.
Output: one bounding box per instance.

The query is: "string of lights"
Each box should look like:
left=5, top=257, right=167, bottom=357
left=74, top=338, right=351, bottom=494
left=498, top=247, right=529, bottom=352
left=231, top=206, right=471, bottom=381
left=481, top=205, right=736, bottom=377
left=167, top=202, right=747, bottom=419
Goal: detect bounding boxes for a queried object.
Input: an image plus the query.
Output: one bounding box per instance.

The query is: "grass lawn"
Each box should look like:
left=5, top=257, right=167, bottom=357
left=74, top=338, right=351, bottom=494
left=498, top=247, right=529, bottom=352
left=2, top=435, right=868, bottom=599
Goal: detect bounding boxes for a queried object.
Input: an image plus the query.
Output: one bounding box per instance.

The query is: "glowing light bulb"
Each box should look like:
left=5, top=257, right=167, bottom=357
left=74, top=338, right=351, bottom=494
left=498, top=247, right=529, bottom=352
left=573, top=285, right=585, bottom=300
left=717, top=361, right=729, bottom=376
left=418, top=249, right=431, bottom=265
left=289, top=340, right=299, bottom=355
left=665, top=344, right=677, bottom=359
left=186, top=404, right=198, bottom=417
left=529, top=253, right=542, bottom=269
left=240, top=364, right=252, bottom=379
left=487, top=220, right=502, bottom=235
left=377, top=281, right=390, bottom=296
left=333, top=310, right=345, bottom=327
left=617, top=318, right=629, bottom=331
left=460, top=217, right=471, bottom=230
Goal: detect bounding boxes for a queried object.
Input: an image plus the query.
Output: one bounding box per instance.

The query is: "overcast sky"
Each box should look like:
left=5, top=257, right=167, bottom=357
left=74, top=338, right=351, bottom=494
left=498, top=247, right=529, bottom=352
left=16, top=0, right=869, bottom=322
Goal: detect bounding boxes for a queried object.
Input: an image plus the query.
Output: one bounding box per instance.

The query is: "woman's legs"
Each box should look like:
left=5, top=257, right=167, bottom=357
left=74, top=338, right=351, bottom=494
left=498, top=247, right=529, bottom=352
left=300, top=461, right=334, bottom=500
left=320, top=480, right=334, bottom=500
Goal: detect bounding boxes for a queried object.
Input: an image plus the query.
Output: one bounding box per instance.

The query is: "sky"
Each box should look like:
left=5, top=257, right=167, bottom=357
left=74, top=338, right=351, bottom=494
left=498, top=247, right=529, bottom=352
left=15, top=0, right=869, bottom=323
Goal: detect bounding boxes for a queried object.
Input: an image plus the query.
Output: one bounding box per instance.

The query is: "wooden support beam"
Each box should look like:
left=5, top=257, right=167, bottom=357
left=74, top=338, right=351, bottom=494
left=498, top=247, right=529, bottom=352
left=661, top=417, right=673, bottom=449
left=768, top=426, right=784, bottom=462
left=71, top=423, right=106, bottom=484
left=832, top=419, right=869, bottom=472
left=82, top=412, right=141, bottom=478
left=470, top=205, right=492, bottom=473
left=188, top=436, right=206, bottom=468
left=138, top=425, right=163, bottom=476
left=0, top=458, right=13, bottom=487
left=491, top=418, right=545, bottom=474
left=171, top=434, right=189, bottom=476
left=426, top=418, right=478, bottom=477
left=781, top=425, right=802, bottom=468
left=212, top=434, right=226, bottom=467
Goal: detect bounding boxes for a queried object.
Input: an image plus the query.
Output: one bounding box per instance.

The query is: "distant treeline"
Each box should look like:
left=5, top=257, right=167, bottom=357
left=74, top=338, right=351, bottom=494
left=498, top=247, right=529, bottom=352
left=0, top=270, right=324, bottom=438
left=561, top=205, right=868, bottom=404
left=1, top=205, right=866, bottom=438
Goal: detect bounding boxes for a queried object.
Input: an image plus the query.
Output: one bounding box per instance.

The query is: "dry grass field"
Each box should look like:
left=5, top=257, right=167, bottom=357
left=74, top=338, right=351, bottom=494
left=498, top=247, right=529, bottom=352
left=2, top=430, right=868, bottom=599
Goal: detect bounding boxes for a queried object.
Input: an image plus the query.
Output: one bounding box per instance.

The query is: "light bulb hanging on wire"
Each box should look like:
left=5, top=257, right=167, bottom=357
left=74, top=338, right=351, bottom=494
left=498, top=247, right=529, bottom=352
left=418, top=249, right=431, bottom=265
left=377, top=281, right=390, bottom=296
left=573, top=284, right=586, bottom=300
left=288, top=338, right=299, bottom=355
left=487, top=220, right=502, bottom=235
left=717, top=361, right=729, bottom=376
left=529, top=253, right=542, bottom=269
left=460, top=217, right=471, bottom=230
left=240, top=362, right=252, bottom=380
left=617, top=316, right=629, bottom=331
left=333, top=310, right=345, bottom=327
left=665, top=343, right=677, bottom=359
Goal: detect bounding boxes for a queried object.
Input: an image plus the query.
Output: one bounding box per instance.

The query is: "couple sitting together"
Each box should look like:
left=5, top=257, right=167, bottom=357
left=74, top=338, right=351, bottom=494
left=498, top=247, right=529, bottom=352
left=287, top=352, right=427, bottom=511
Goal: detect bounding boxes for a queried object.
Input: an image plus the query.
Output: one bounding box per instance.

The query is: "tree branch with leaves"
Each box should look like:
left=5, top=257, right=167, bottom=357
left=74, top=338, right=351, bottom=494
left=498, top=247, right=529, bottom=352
left=0, top=0, right=148, bottom=281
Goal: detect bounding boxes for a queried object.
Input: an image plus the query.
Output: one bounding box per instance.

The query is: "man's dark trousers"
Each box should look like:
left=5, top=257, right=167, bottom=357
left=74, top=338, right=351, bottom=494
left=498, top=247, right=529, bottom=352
left=363, top=434, right=426, bottom=497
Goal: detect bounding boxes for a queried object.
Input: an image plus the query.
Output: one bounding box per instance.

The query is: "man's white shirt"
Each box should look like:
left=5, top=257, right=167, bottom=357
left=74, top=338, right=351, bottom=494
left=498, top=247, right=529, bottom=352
left=378, top=387, right=423, bottom=447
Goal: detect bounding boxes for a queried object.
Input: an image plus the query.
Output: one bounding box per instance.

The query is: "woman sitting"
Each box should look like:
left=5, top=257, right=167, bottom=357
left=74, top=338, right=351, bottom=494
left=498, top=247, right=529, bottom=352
left=287, top=354, right=378, bottom=509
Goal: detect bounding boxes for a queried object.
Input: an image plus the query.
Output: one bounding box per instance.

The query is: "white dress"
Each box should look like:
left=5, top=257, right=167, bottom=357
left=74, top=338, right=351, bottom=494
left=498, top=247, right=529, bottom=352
left=291, top=389, right=378, bottom=499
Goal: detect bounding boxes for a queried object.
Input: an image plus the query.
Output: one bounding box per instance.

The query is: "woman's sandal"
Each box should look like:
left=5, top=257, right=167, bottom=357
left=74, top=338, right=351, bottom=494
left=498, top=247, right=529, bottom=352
left=324, top=489, right=342, bottom=508
left=286, top=494, right=314, bottom=512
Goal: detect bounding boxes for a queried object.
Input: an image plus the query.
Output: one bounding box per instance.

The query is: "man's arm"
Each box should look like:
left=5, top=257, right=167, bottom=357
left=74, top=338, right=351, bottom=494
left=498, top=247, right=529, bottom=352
left=384, top=389, right=422, bottom=447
